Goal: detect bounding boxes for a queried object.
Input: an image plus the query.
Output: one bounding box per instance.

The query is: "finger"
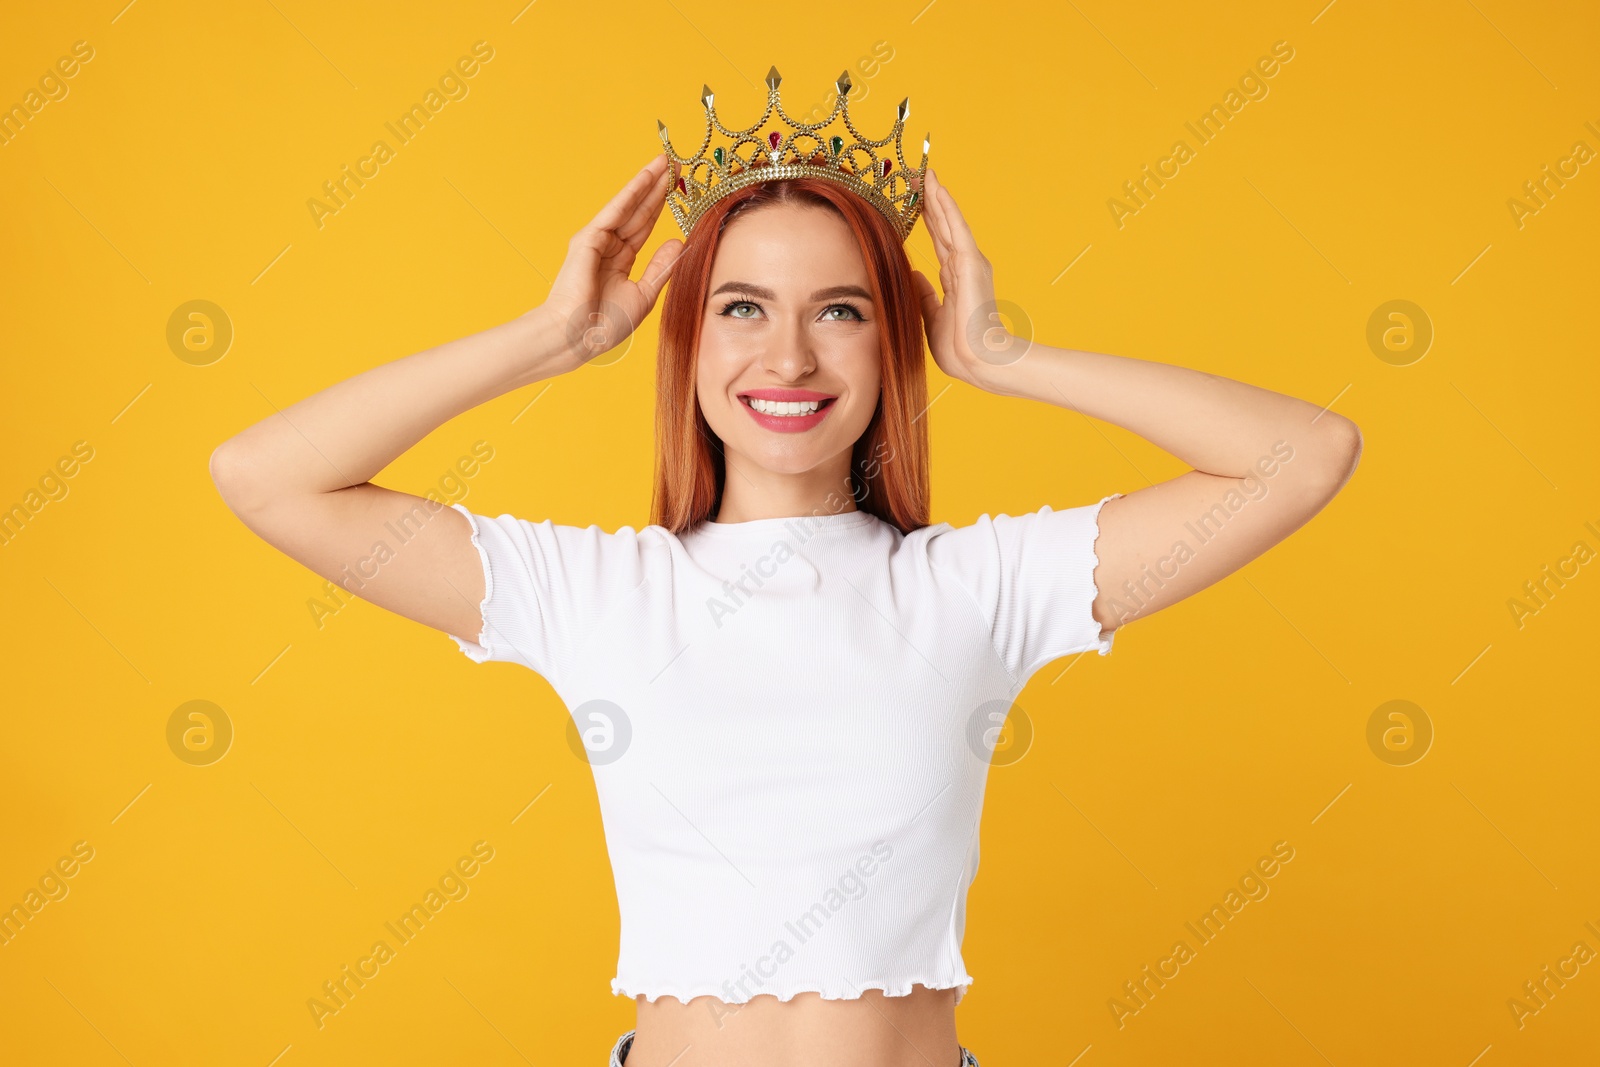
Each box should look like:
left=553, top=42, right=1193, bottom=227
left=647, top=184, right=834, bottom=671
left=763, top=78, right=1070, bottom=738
left=557, top=227, right=607, bottom=286
left=568, top=219, right=636, bottom=291
left=909, top=268, right=931, bottom=303
left=615, top=154, right=676, bottom=250
left=930, top=202, right=958, bottom=285
left=599, top=173, right=672, bottom=277
left=932, top=173, right=985, bottom=260
left=635, top=238, right=685, bottom=308
left=922, top=169, right=954, bottom=263
left=590, top=225, right=636, bottom=278
left=585, top=155, right=670, bottom=237
left=920, top=170, right=942, bottom=255
left=910, top=269, right=940, bottom=337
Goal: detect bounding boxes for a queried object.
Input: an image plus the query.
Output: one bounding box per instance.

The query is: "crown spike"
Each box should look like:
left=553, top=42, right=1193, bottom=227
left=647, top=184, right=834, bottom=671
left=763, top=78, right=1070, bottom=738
left=766, top=66, right=781, bottom=92
left=897, top=96, right=909, bottom=122
left=701, top=85, right=714, bottom=109
left=837, top=71, right=853, bottom=96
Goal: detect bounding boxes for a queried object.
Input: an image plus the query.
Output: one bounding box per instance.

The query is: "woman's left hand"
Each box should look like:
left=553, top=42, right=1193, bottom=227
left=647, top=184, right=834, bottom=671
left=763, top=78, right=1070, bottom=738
left=911, top=169, right=1025, bottom=394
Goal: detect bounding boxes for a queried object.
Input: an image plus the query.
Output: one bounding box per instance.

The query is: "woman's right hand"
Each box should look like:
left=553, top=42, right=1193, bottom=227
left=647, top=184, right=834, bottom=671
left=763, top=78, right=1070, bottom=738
left=538, top=154, right=685, bottom=368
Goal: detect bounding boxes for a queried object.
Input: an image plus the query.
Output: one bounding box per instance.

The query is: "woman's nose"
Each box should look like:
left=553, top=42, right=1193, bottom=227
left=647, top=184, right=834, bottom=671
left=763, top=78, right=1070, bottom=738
left=760, top=318, right=816, bottom=377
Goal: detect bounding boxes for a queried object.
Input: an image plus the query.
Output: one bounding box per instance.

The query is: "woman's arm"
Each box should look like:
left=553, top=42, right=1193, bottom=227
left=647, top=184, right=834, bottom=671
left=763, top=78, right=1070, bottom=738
left=210, top=155, right=683, bottom=643
left=209, top=308, right=580, bottom=642
left=911, top=168, right=1361, bottom=635
left=982, top=343, right=1358, bottom=634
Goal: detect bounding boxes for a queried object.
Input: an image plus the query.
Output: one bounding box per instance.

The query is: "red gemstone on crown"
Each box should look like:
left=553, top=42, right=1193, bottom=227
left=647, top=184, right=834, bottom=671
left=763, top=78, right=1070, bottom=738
left=879, top=158, right=892, bottom=178
left=676, top=177, right=686, bottom=193
left=768, top=131, right=782, bottom=149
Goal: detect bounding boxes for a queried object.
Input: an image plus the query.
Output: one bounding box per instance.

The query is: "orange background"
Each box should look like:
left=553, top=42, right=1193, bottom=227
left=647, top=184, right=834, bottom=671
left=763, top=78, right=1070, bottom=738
left=2, top=1, right=1597, bottom=1064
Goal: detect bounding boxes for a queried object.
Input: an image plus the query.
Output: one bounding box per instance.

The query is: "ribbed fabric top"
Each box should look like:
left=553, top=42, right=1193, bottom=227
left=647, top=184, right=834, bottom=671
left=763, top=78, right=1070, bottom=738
left=447, top=493, right=1120, bottom=1006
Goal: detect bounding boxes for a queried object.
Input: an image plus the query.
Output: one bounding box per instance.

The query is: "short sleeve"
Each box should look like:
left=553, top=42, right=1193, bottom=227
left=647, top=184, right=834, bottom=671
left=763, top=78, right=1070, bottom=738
left=926, top=493, right=1121, bottom=685
left=446, top=503, right=648, bottom=682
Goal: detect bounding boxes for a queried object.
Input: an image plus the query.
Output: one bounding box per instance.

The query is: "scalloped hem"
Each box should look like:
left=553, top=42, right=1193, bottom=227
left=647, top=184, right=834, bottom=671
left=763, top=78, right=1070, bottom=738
left=611, top=975, right=973, bottom=1007
left=446, top=503, right=496, bottom=663
left=1084, top=491, right=1123, bottom=657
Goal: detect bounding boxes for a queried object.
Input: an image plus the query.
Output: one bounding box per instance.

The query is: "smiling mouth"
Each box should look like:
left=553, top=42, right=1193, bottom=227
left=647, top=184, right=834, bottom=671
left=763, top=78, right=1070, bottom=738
left=740, top=396, right=837, bottom=417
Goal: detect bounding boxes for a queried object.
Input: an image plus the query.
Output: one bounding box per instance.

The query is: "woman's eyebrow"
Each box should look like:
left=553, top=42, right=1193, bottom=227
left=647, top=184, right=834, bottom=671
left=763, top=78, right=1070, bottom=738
left=709, top=281, right=874, bottom=302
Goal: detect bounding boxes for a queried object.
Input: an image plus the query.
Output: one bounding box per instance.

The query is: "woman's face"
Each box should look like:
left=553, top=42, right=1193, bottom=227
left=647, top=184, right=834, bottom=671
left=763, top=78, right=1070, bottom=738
left=695, top=200, right=882, bottom=494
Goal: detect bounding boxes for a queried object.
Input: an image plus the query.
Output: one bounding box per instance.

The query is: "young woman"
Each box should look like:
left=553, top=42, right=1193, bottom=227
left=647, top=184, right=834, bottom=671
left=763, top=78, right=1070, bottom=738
left=211, top=153, right=1360, bottom=1067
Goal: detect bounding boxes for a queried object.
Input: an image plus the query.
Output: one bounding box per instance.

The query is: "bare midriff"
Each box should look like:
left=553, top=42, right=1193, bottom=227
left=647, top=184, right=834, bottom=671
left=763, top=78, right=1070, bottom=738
left=624, top=983, right=963, bottom=1067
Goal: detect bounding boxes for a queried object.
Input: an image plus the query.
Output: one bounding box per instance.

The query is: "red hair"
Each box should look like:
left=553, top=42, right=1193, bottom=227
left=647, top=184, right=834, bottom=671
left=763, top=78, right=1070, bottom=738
left=649, top=177, right=931, bottom=536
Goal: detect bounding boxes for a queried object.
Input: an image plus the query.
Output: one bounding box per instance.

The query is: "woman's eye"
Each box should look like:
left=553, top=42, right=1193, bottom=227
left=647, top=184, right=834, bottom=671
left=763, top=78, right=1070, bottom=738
left=718, top=300, right=864, bottom=321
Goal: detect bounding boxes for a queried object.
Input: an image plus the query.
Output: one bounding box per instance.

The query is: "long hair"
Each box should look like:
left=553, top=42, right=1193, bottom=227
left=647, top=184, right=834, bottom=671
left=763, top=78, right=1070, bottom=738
left=650, top=177, right=931, bottom=536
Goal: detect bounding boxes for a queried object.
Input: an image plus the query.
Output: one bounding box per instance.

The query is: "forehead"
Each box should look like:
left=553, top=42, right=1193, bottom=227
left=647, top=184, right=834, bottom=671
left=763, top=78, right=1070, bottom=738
left=708, top=201, right=869, bottom=286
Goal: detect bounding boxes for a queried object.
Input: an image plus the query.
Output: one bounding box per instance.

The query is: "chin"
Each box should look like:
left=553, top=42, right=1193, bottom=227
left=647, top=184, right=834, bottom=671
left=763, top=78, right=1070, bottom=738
left=737, top=442, right=833, bottom=472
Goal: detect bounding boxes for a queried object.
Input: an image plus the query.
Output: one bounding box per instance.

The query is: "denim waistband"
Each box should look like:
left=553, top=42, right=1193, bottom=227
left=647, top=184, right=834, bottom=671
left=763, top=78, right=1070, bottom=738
left=608, top=1029, right=979, bottom=1066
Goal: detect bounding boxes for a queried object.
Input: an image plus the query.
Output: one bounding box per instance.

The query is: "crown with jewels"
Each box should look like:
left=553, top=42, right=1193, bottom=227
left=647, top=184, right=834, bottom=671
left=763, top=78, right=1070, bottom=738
left=656, top=65, right=931, bottom=242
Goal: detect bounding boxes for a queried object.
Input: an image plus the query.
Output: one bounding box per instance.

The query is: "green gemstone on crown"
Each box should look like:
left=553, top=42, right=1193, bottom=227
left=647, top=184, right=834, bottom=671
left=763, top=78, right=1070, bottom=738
left=829, top=135, right=844, bottom=156
left=713, top=146, right=724, bottom=167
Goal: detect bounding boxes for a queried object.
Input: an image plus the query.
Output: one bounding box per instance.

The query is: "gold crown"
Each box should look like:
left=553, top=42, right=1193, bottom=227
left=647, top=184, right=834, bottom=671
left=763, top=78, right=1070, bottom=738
left=656, top=65, right=930, bottom=242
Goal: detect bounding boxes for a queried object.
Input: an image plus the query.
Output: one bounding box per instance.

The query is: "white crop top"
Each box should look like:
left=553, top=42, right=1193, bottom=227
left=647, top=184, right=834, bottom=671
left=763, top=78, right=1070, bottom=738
left=446, top=494, right=1120, bottom=1005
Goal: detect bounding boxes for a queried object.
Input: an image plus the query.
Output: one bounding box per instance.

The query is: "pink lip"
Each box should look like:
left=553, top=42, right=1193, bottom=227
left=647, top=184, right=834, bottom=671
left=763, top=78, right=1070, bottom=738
left=738, top=388, right=837, bottom=402
left=738, top=391, right=838, bottom=434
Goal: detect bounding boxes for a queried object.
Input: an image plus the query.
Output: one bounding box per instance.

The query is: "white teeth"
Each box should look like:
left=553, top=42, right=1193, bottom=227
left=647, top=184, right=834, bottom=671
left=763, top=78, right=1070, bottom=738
left=746, top=397, right=823, bottom=416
